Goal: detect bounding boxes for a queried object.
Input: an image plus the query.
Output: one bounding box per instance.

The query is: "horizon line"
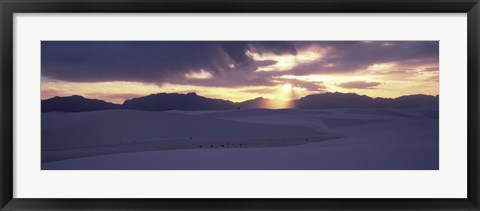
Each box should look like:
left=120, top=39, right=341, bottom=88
left=41, top=91, right=440, bottom=105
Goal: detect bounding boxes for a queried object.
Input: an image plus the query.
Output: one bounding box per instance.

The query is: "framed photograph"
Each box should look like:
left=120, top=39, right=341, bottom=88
left=1, top=0, right=479, bottom=210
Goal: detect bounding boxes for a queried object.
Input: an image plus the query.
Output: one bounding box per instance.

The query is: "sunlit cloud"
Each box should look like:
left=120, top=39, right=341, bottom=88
left=184, top=69, right=213, bottom=79
left=246, top=51, right=297, bottom=72
left=337, top=81, right=382, bottom=89
left=41, top=78, right=162, bottom=104
left=247, top=45, right=327, bottom=72
left=275, top=69, right=437, bottom=98
left=367, top=62, right=397, bottom=72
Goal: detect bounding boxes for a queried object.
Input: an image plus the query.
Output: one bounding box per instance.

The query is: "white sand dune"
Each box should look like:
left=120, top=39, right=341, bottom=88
left=42, top=109, right=328, bottom=149
left=42, top=107, right=439, bottom=170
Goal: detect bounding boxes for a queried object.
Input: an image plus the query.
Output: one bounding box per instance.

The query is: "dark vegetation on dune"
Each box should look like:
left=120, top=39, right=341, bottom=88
left=41, top=92, right=439, bottom=112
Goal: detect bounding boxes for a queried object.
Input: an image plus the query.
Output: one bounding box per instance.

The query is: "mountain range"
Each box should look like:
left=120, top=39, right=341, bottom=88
left=42, top=92, right=439, bottom=112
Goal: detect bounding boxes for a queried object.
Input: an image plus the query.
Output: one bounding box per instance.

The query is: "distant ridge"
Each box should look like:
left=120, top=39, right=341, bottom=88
left=41, top=92, right=439, bottom=112
left=123, top=92, right=237, bottom=111
left=237, top=97, right=274, bottom=109
left=294, top=93, right=439, bottom=109
left=42, top=95, right=121, bottom=112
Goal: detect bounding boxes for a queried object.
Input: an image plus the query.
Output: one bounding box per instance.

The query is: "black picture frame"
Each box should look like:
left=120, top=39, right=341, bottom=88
left=1, top=0, right=479, bottom=210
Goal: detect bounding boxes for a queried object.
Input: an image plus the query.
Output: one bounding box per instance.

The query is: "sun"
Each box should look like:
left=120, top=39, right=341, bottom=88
left=282, top=83, right=293, bottom=91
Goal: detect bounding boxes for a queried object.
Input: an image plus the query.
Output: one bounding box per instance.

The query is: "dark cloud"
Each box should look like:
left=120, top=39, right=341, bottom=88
left=42, top=41, right=246, bottom=83
left=42, top=41, right=296, bottom=86
left=249, top=41, right=297, bottom=55
left=42, top=41, right=438, bottom=88
left=337, top=81, right=381, bottom=89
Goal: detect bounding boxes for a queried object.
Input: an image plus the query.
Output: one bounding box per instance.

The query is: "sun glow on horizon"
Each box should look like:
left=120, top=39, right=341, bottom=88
left=282, top=83, right=293, bottom=91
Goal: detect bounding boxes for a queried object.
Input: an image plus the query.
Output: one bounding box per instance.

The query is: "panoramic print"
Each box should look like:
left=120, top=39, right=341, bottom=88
left=41, top=41, right=439, bottom=170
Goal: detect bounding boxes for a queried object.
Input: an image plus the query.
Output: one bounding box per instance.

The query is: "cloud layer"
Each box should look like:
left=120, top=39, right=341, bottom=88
left=337, top=81, right=381, bottom=89
left=41, top=41, right=439, bottom=103
left=42, top=41, right=438, bottom=84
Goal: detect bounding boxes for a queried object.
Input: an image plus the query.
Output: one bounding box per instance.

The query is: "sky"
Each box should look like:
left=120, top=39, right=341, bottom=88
left=41, top=41, right=439, bottom=104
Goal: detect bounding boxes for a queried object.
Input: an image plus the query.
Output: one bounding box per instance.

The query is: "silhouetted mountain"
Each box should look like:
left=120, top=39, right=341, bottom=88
left=295, top=92, right=377, bottom=109
left=42, top=95, right=121, bottom=112
left=237, top=97, right=270, bottom=109
left=41, top=92, right=439, bottom=112
left=294, top=92, right=438, bottom=109
left=393, top=94, right=439, bottom=108
left=123, top=92, right=237, bottom=111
